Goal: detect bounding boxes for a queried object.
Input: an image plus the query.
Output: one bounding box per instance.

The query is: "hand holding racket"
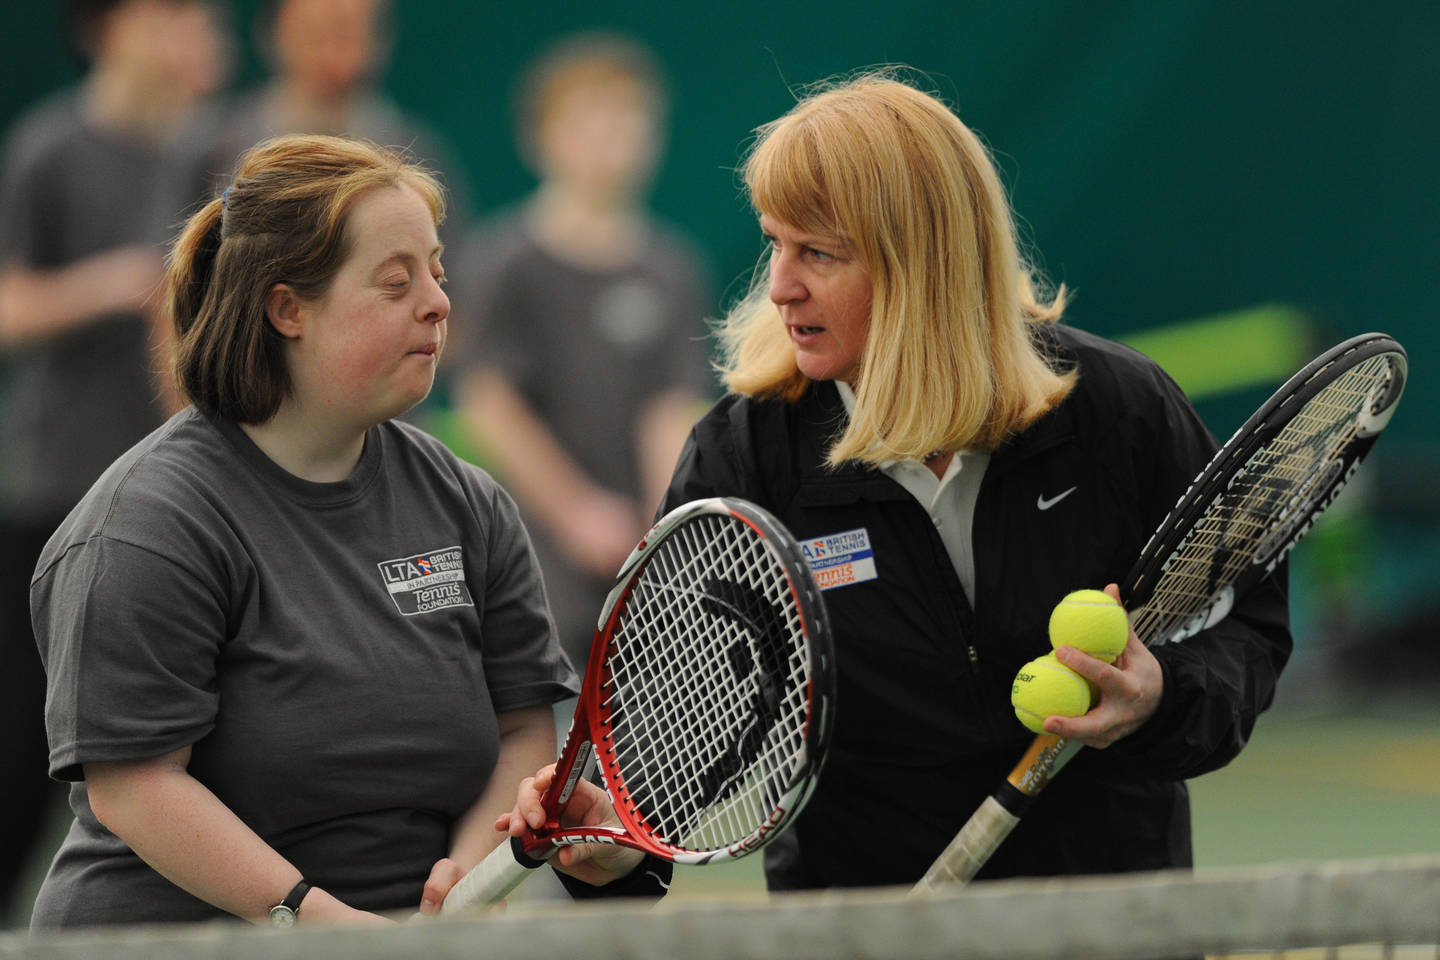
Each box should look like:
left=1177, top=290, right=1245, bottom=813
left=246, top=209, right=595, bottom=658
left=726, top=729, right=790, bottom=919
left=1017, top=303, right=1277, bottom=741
left=441, top=497, right=835, bottom=914
left=913, top=332, right=1408, bottom=893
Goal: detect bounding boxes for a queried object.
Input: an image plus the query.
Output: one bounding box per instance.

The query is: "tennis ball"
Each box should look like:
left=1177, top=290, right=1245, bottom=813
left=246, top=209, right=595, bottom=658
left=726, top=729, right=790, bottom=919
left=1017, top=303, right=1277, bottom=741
left=1048, top=589, right=1128, bottom=663
left=1011, top=653, right=1093, bottom=734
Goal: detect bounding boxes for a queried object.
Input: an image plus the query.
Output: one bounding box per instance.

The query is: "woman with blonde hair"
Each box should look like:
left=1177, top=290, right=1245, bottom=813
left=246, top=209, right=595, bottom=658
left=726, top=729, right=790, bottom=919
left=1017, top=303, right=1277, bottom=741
left=30, top=134, right=662, bottom=929
left=661, top=73, right=1291, bottom=888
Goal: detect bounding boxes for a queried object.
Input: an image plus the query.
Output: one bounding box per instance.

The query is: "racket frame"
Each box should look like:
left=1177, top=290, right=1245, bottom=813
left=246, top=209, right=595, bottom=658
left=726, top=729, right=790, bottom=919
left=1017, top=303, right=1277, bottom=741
left=442, top=497, right=834, bottom=912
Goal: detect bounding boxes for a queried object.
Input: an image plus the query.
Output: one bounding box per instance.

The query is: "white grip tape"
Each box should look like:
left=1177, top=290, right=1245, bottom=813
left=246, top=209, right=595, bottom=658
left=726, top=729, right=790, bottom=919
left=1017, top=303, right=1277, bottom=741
left=910, top=796, right=1021, bottom=894
left=440, top=839, right=548, bottom=916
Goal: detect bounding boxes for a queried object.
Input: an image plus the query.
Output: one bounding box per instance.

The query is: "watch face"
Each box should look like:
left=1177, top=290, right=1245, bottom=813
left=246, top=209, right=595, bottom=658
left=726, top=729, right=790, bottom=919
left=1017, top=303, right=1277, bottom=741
left=269, top=905, right=297, bottom=928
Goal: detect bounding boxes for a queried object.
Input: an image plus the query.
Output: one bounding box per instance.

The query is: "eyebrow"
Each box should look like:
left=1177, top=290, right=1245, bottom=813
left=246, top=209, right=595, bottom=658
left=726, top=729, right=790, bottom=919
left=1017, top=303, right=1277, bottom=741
left=761, top=225, right=848, bottom=256
left=372, top=243, right=446, bottom=271
left=759, top=216, right=841, bottom=246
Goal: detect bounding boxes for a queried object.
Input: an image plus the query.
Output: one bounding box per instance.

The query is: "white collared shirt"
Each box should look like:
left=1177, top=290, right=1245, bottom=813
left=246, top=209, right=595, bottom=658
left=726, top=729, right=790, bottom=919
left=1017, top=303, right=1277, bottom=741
left=835, top=381, right=989, bottom=605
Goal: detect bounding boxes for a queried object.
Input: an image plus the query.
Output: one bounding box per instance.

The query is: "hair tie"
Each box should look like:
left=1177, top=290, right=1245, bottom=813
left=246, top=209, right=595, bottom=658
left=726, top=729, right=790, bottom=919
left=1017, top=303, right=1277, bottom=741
left=221, top=187, right=231, bottom=209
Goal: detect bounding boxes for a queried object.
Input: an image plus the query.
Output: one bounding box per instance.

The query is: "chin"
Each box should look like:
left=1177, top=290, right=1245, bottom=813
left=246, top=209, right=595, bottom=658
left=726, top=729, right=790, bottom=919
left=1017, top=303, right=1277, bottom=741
left=795, top=356, right=852, bottom=383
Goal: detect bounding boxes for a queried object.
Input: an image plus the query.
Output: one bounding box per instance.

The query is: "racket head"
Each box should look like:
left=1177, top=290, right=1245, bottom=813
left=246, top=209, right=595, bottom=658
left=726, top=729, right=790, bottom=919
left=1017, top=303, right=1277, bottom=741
left=1123, top=332, right=1407, bottom=644
left=579, top=497, right=835, bottom=865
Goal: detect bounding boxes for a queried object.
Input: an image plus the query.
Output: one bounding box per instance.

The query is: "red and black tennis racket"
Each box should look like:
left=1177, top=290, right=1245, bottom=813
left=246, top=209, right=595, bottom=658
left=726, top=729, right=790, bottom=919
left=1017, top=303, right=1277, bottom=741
left=441, top=497, right=835, bottom=912
left=914, top=332, right=1408, bottom=892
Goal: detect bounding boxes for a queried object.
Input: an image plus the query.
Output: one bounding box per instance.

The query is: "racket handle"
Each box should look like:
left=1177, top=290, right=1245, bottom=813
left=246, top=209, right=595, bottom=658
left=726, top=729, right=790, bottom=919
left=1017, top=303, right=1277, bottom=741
left=910, top=795, right=1020, bottom=894
left=440, top=836, right=550, bottom=916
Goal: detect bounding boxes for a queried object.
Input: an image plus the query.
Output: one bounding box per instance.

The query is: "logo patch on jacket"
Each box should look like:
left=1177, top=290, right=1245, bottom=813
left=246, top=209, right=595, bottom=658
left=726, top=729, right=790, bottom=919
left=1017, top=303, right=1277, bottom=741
left=800, top=528, right=878, bottom=591
left=377, top=546, right=474, bottom=615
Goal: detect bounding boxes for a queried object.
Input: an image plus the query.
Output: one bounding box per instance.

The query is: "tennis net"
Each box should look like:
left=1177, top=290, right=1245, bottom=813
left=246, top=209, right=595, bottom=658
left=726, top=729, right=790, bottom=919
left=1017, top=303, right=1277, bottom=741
left=4, top=854, right=1437, bottom=959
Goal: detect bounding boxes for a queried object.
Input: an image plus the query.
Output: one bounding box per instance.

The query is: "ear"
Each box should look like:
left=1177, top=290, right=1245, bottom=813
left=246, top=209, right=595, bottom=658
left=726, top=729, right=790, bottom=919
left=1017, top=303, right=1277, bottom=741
left=264, top=283, right=307, bottom=340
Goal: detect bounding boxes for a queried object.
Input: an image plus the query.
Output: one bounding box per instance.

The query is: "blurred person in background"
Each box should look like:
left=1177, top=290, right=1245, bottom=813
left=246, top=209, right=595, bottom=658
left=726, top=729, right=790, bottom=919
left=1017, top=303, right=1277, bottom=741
left=451, top=33, right=713, bottom=682
left=192, top=0, right=472, bottom=253
left=0, top=0, right=228, bottom=920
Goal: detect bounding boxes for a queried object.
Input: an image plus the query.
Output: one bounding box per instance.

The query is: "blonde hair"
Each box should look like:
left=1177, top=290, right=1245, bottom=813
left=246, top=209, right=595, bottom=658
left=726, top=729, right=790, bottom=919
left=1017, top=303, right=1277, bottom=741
left=718, top=72, right=1074, bottom=465
left=164, top=134, right=445, bottom=423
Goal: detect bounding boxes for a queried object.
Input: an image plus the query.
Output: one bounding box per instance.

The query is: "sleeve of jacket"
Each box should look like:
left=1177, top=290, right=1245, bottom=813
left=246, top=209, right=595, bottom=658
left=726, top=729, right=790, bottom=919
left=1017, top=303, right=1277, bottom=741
left=555, top=855, right=673, bottom=900
left=1106, top=365, right=1294, bottom=781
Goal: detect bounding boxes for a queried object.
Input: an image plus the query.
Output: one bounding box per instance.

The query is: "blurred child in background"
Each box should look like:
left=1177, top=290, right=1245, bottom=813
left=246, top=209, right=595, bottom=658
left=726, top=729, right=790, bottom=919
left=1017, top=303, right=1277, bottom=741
left=193, top=0, right=471, bottom=251
left=0, top=0, right=228, bottom=919
left=450, top=33, right=714, bottom=678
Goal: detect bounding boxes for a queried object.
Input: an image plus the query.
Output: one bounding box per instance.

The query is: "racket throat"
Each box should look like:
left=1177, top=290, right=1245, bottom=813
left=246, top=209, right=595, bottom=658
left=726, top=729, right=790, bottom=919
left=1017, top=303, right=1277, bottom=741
left=546, top=733, right=596, bottom=830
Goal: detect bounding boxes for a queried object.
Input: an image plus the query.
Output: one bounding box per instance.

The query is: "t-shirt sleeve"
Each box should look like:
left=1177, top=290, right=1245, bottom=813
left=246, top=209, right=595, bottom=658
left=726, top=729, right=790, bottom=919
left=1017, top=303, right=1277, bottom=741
left=31, top=536, right=226, bottom=782
left=474, top=479, right=580, bottom=710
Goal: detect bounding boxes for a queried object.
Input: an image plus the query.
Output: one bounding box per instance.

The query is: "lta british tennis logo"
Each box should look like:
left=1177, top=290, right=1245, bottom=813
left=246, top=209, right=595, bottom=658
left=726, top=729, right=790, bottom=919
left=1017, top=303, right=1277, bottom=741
left=377, top=546, right=474, bottom=615
left=800, top=528, right=878, bottom=591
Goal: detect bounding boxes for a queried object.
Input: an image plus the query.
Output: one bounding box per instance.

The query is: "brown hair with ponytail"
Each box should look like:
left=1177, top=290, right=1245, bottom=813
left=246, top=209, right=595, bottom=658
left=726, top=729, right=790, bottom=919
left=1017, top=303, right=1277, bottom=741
left=162, top=133, right=445, bottom=423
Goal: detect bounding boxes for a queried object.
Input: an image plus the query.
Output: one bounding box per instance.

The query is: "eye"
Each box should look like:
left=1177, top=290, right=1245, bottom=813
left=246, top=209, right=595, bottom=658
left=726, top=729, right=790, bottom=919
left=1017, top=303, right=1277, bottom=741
left=805, top=246, right=836, bottom=263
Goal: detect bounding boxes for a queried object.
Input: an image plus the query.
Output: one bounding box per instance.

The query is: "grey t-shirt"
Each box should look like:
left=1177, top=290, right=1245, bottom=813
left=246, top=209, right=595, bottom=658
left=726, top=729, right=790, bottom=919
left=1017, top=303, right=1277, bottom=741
left=0, top=89, right=194, bottom=518
left=29, top=408, right=577, bottom=928
left=448, top=214, right=713, bottom=662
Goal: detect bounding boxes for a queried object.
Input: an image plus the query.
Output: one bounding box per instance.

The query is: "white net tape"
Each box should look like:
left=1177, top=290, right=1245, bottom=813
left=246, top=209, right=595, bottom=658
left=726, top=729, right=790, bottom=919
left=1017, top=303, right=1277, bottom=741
left=10, top=856, right=1439, bottom=959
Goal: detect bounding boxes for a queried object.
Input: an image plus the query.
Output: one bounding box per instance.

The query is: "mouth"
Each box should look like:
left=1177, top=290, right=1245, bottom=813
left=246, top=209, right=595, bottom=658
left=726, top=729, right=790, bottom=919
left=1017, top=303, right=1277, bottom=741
left=786, top=322, right=827, bottom=342
left=409, top=342, right=440, bottom=357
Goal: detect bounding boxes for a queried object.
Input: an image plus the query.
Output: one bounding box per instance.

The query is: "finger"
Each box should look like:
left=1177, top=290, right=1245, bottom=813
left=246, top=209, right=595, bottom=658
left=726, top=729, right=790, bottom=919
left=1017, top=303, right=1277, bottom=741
left=1044, top=712, right=1112, bottom=747
left=511, top=775, right=547, bottom=831
left=419, top=858, right=465, bottom=915
left=1052, top=644, right=1114, bottom=687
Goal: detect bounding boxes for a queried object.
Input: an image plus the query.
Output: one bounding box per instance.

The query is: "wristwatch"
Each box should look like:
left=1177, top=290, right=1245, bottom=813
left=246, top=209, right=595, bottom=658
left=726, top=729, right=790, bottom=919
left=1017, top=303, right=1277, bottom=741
left=268, top=880, right=311, bottom=928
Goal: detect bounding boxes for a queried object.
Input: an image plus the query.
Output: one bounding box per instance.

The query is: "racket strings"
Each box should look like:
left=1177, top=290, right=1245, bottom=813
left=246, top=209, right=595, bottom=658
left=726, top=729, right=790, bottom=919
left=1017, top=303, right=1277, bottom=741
left=601, top=514, right=811, bottom=853
left=1133, top=355, right=1399, bottom=644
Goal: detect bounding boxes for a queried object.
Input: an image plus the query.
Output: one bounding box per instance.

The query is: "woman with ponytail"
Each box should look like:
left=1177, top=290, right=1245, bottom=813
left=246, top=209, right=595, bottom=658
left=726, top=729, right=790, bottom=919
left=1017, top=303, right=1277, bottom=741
left=659, top=72, right=1291, bottom=889
left=28, top=134, right=658, bottom=929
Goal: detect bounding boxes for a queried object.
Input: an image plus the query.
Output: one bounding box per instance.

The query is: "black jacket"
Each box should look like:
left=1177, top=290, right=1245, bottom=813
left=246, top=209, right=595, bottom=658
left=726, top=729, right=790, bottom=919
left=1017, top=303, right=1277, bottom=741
left=660, top=324, right=1291, bottom=888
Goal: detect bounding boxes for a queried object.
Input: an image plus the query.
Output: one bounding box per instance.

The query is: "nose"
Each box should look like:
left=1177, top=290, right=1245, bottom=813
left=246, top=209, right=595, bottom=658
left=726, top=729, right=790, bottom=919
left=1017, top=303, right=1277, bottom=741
left=422, top=278, right=450, bottom=325
left=768, top=249, right=806, bottom=306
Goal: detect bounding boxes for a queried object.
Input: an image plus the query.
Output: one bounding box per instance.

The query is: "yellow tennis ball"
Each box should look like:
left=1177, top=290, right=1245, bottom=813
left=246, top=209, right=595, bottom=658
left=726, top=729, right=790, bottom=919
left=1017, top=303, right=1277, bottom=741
left=1048, top=589, right=1128, bottom=663
left=1011, top=653, right=1093, bottom=734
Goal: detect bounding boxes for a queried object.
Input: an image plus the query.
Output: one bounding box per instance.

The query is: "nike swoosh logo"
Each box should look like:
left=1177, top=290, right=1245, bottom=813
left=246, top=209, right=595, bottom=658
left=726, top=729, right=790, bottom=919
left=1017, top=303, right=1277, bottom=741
left=1037, top=486, right=1078, bottom=510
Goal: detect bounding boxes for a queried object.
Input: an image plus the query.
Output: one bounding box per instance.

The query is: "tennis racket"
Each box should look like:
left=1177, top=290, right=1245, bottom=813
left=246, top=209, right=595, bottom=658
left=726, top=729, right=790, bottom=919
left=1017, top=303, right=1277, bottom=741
left=441, top=497, right=835, bottom=913
left=913, top=331, right=1408, bottom=892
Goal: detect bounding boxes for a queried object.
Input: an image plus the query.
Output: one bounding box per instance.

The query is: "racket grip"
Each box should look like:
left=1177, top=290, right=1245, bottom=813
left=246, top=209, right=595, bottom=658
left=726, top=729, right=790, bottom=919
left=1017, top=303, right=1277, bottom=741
left=440, top=836, right=550, bottom=916
left=910, top=795, right=1021, bottom=894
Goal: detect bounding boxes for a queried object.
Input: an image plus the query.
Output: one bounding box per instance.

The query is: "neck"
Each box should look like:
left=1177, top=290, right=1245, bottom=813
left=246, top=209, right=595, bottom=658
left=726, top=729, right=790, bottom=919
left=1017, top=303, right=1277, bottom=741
left=240, top=404, right=367, bottom=483
left=924, top=451, right=955, bottom=480
left=526, top=182, right=645, bottom=268
left=84, top=66, right=186, bottom=141
left=269, top=81, right=353, bottom=134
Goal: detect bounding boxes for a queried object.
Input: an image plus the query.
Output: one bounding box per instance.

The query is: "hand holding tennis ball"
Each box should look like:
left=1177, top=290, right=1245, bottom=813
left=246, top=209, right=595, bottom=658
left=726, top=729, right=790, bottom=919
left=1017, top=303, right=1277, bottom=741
left=1011, top=653, right=1095, bottom=734
left=1048, top=588, right=1128, bottom=663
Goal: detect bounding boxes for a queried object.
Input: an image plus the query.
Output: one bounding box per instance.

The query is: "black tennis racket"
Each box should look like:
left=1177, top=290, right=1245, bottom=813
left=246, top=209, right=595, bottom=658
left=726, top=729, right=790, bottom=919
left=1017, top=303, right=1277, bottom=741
left=441, top=497, right=835, bottom=912
left=914, top=332, right=1408, bottom=892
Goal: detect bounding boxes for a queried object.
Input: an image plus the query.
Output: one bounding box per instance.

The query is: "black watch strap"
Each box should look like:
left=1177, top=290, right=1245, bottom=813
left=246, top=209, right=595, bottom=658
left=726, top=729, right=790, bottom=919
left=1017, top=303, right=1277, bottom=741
left=269, top=879, right=311, bottom=927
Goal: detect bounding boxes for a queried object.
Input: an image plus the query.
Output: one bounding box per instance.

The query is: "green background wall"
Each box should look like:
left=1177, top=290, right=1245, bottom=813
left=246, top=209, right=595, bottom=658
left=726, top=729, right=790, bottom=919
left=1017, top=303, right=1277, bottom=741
left=5, top=0, right=1438, bottom=625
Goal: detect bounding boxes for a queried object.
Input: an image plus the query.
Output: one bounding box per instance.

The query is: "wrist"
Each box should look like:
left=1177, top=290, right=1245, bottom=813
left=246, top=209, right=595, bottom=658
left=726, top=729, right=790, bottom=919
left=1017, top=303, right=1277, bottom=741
left=267, top=879, right=311, bottom=928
